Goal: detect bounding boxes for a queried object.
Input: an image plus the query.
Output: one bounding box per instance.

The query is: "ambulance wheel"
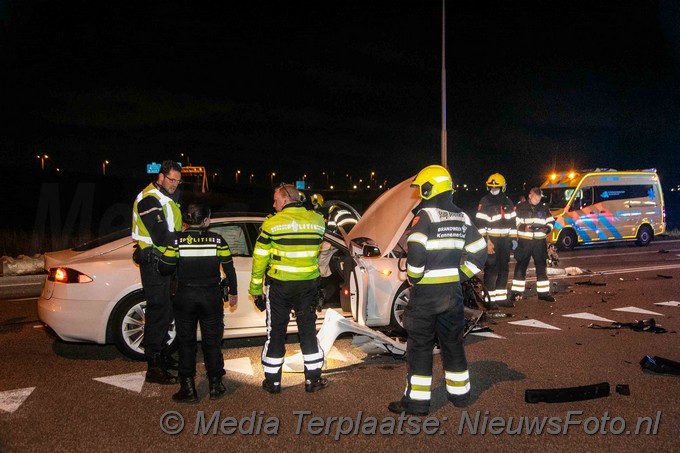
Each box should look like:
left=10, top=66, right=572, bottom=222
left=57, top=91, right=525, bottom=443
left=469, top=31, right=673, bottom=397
left=556, top=230, right=577, bottom=251
left=635, top=225, right=653, bottom=246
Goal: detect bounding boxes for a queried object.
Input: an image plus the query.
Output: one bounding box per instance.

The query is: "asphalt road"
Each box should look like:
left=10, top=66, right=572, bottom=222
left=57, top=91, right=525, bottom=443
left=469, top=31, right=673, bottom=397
left=1, top=240, right=679, bottom=452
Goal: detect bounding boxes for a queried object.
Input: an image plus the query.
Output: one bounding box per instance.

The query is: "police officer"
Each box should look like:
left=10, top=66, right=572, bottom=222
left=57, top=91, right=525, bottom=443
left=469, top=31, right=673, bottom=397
left=131, top=160, right=182, bottom=385
left=511, top=187, right=556, bottom=302
left=389, top=165, right=487, bottom=415
left=475, top=173, right=516, bottom=307
left=249, top=183, right=328, bottom=394
left=159, top=202, right=238, bottom=402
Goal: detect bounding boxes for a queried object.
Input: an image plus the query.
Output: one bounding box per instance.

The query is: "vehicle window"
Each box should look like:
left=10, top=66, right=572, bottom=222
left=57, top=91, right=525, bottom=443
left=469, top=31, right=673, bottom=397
left=594, top=185, right=655, bottom=203
left=569, top=187, right=593, bottom=211
left=73, top=228, right=132, bottom=251
left=542, top=187, right=576, bottom=210
left=210, top=224, right=250, bottom=257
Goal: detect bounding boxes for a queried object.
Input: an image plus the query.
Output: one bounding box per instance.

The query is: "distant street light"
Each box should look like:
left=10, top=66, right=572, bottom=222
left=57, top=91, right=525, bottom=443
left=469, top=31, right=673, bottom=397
left=322, top=171, right=329, bottom=187
left=36, top=154, right=49, bottom=170
left=235, top=170, right=241, bottom=184
left=102, top=160, right=109, bottom=175
left=249, top=173, right=254, bottom=185
left=271, top=172, right=276, bottom=185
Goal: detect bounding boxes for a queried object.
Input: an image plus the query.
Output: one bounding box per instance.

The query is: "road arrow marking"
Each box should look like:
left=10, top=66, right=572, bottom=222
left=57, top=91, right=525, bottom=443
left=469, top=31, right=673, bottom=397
left=327, top=346, right=348, bottom=362
left=508, top=319, right=561, bottom=330
left=612, top=306, right=664, bottom=316
left=562, top=312, right=616, bottom=323
left=223, top=357, right=254, bottom=376
left=654, top=301, right=680, bottom=307
left=469, top=331, right=506, bottom=339
left=93, top=372, right=146, bottom=393
left=0, top=387, right=35, bottom=413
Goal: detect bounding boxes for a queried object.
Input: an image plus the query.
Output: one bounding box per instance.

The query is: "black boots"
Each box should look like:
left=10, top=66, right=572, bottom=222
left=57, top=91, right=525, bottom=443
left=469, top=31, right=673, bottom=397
left=145, top=354, right=177, bottom=385
left=172, top=377, right=199, bottom=403
left=262, top=379, right=281, bottom=394
left=305, top=377, right=329, bottom=393
left=538, top=294, right=556, bottom=302
left=209, top=376, right=227, bottom=400
left=387, top=401, right=428, bottom=416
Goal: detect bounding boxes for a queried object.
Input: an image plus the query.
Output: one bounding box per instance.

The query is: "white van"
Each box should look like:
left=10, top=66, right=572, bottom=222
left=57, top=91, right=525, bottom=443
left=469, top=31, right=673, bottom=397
left=540, top=169, right=666, bottom=250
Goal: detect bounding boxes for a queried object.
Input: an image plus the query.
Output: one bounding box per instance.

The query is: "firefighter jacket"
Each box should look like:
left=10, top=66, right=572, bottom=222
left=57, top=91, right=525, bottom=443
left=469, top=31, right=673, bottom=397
left=475, top=192, right=517, bottom=238
left=158, top=229, right=237, bottom=293
left=327, top=205, right=358, bottom=234
left=515, top=200, right=555, bottom=240
left=249, top=204, right=326, bottom=295
left=131, top=183, right=182, bottom=253
left=406, top=194, right=488, bottom=285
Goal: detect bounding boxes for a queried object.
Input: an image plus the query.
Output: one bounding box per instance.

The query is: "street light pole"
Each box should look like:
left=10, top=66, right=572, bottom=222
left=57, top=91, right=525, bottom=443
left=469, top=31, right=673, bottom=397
left=235, top=170, right=241, bottom=184
left=271, top=172, right=276, bottom=185
left=36, top=154, right=49, bottom=170
left=102, top=160, right=109, bottom=175
left=441, top=0, right=448, bottom=168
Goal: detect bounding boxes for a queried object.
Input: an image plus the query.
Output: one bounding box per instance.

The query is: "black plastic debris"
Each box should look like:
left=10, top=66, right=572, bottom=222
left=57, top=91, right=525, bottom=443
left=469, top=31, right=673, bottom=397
left=640, top=356, right=680, bottom=376
left=575, top=280, right=607, bottom=286
left=589, top=319, right=667, bottom=334
left=615, top=384, right=630, bottom=395
left=656, top=274, right=673, bottom=279
left=525, top=382, right=610, bottom=403
left=658, top=249, right=669, bottom=254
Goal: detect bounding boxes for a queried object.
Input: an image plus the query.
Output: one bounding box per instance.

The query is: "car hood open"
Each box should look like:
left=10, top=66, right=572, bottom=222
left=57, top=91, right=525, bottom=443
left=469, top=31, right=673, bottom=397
left=346, top=176, right=420, bottom=257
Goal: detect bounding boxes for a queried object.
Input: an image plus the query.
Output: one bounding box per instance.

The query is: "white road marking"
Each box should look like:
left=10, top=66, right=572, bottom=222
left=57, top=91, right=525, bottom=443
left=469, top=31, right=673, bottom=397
left=327, top=346, right=348, bottom=362
left=222, top=357, right=255, bottom=376
left=469, top=331, right=505, bottom=339
left=655, top=301, right=680, bottom=307
left=93, top=371, right=146, bottom=393
left=612, top=306, right=664, bottom=316
left=0, top=387, right=35, bottom=413
left=508, top=319, right=561, bottom=330
left=562, top=312, right=617, bottom=323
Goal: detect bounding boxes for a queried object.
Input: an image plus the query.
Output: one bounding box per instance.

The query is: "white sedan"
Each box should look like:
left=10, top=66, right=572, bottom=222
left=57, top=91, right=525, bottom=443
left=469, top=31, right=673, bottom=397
left=38, top=178, right=421, bottom=360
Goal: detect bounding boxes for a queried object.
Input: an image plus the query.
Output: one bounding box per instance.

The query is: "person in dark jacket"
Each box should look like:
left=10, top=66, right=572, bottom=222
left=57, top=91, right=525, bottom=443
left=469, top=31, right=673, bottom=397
left=159, top=202, right=238, bottom=402
left=388, top=165, right=487, bottom=416
left=475, top=173, right=516, bottom=307
left=511, top=187, right=556, bottom=302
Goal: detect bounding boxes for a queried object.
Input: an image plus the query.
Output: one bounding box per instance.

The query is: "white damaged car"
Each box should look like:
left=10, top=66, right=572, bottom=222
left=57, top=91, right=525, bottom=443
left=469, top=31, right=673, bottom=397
left=38, top=178, right=422, bottom=360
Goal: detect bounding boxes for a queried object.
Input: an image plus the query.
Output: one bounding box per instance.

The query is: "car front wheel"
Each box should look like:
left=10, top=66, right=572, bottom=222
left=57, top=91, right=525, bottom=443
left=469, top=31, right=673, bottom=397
left=111, top=292, right=176, bottom=360
left=390, top=284, right=410, bottom=333
left=556, top=229, right=577, bottom=251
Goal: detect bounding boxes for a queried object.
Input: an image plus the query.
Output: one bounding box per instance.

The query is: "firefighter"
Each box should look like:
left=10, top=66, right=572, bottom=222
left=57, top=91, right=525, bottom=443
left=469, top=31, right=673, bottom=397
left=327, top=204, right=358, bottom=234
left=475, top=173, right=516, bottom=307
left=159, top=202, right=238, bottom=402
left=249, top=183, right=328, bottom=394
left=131, top=159, right=182, bottom=385
left=511, top=187, right=556, bottom=302
left=388, top=165, right=487, bottom=415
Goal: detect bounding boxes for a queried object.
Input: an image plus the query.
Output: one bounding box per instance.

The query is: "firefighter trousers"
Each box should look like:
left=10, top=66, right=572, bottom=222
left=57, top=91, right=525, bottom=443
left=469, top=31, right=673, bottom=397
left=401, top=283, right=470, bottom=413
left=512, top=238, right=549, bottom=294
left=483, top=236, right=511, bottom=301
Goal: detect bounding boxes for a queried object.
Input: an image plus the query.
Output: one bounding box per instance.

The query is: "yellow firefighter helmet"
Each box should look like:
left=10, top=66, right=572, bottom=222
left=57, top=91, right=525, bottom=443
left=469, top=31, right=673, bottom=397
left=411, top=165, right=453, bottom=200
left=486, top=173, right=506, bottom=192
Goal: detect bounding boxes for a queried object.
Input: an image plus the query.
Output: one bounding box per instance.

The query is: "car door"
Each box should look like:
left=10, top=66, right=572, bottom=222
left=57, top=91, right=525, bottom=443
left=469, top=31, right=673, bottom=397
left=566, top=186, right=606, bottom=243
left=209, top=221, right=267, bottom=330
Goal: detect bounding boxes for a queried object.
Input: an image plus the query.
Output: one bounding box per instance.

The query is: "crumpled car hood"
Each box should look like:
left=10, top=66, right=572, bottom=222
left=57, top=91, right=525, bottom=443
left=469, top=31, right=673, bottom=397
left=347, top=176, right=420, bottom=257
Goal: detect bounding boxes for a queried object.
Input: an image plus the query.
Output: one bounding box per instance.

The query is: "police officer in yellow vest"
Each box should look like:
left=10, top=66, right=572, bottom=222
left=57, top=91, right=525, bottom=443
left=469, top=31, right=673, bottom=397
left=389, top=165, right=487, bottom=415
left=131, top=160, right=183, bottom=385
left=249, top=183, right=328, bottom=394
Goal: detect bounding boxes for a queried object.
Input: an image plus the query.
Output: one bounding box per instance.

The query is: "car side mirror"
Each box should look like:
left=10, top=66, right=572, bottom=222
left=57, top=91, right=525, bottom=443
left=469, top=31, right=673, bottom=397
left=362, top=244, right=381, bottom=257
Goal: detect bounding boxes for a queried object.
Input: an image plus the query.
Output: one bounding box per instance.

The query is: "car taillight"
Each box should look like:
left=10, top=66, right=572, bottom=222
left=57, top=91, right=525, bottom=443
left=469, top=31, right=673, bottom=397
left=48, top=267, right=93, bottom=284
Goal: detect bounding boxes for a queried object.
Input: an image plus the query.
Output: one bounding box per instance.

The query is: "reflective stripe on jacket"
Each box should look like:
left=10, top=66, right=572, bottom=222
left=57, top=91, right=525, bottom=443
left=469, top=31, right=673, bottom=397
left=249, top=206, right=325, bottom=295
left=131, top=183, right=182, bottom=252
left=406, top=195, right=487, bottom=285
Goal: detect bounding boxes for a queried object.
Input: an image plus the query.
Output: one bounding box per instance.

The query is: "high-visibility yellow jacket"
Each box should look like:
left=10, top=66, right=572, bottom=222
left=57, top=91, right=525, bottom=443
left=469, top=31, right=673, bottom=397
left=249, top=205, right=326, bottom=295
left=131, top=183, right=182, bottom=253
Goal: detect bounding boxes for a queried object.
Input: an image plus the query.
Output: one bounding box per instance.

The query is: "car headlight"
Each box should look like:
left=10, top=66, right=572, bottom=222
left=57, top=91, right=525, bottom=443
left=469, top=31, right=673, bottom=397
left=48, top=267, right=94, bottom=284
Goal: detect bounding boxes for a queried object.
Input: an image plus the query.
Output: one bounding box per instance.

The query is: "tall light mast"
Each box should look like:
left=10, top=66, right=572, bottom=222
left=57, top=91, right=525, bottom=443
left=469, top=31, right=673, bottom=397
left=441, top=0, right=448, bottom=168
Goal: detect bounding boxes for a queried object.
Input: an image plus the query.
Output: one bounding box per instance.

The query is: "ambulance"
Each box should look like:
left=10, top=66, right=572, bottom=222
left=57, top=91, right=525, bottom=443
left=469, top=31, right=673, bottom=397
left=540, top=169, right=666, bottom=250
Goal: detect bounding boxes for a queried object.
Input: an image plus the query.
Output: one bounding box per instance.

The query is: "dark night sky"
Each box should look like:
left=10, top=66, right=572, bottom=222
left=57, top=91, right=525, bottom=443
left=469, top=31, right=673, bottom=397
left=2, top=0, right=680, bottom=190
